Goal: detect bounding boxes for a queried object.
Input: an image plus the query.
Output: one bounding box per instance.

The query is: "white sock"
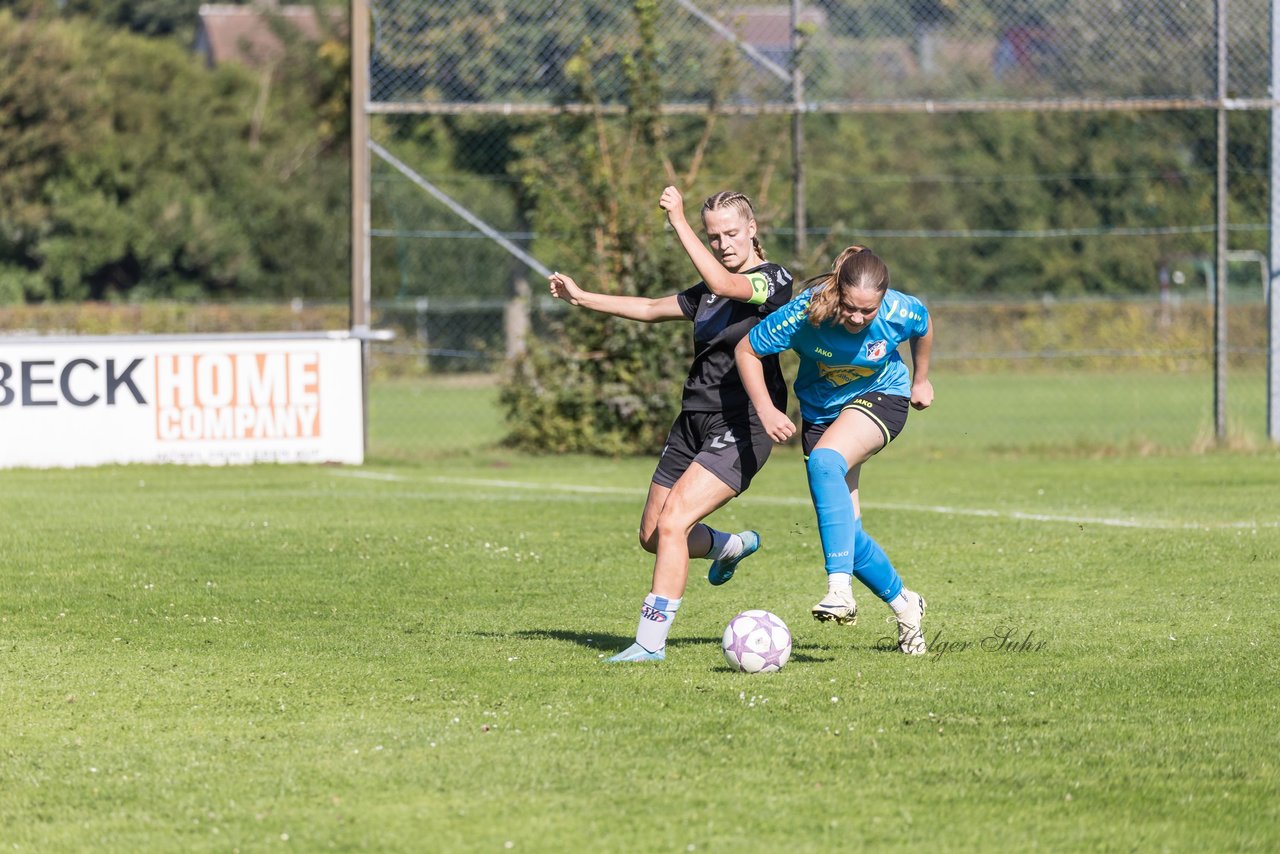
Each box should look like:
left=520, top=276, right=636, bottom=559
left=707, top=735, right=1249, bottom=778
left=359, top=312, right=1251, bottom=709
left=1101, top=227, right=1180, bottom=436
left=889, top=589, right=917, bottom=616
left=705, top=528, right=743, bottom=561
left=827, top=572, right=853, bottom=595
left=635, top=593, right=681, bottom=652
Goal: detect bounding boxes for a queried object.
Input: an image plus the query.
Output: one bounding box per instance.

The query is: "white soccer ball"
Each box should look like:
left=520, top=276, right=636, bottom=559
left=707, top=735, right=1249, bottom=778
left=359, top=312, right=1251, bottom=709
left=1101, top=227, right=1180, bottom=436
left=722, top=609, right=792, bottom=673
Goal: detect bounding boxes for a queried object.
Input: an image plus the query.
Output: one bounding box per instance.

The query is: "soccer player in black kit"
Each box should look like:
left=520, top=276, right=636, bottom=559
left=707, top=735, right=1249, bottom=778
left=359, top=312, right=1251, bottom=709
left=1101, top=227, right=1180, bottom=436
left=548, top=186, right=794, bottom=662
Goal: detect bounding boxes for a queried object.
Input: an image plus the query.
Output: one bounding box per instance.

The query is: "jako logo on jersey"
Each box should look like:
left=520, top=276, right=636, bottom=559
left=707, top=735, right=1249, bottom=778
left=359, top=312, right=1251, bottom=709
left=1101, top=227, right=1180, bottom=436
left=865, top=339, right=888, bottom=360
left=814, top=347, right=833, bottom=358
left=641, top=604, right=668, bottom=622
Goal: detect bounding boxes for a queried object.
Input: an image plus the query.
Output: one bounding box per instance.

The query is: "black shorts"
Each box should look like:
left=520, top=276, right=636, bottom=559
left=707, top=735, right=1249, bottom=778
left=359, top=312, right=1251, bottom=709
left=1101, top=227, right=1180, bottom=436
left=652, top=409, right=774, bottom=494
left=801, top=393, right=910, bottom=456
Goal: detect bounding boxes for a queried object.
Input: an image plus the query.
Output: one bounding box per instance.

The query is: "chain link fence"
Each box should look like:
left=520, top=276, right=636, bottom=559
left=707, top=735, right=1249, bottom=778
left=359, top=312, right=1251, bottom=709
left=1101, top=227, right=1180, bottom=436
left=367, top=0, right=1271, bottom=105
left=358, top=0, right=1278, bottom=458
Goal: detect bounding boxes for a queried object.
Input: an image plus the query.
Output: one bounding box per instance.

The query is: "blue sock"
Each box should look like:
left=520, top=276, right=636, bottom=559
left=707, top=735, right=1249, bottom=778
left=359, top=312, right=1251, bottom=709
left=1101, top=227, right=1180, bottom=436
left=806, top=449, right=855, bottom=577
left=807, top=448, right=904, bottom=602
left=851, top=517, right=903, bottom=602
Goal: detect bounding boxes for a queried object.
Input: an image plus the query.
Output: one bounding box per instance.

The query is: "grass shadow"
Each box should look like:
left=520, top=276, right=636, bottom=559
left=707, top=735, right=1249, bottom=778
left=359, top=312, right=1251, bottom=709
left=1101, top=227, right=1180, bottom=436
left=476, top=629, right=834, bottom=664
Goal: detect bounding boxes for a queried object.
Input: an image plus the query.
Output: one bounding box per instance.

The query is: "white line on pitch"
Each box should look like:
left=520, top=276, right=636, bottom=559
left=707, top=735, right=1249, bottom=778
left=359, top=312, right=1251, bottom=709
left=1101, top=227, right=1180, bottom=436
left=329, top=469, right=407, bottom=482
left=331, top=470, right=1279, bottom=531
left=866, top=502, right=1279, bottom=530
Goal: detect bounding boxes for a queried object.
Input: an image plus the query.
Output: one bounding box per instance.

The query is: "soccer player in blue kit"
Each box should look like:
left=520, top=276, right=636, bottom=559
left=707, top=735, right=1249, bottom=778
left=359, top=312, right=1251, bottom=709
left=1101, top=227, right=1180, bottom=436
left=548, top=187, right=794, bottom=662
left=735, top=245, right=935, bottom=654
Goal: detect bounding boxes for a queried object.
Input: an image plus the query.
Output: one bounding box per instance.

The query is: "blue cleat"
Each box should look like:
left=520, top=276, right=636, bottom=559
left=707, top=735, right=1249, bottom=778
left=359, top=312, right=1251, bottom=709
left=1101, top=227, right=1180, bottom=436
left=604, top=642, right=665, bottom=663
left=708, top=530, right=760, bottom=586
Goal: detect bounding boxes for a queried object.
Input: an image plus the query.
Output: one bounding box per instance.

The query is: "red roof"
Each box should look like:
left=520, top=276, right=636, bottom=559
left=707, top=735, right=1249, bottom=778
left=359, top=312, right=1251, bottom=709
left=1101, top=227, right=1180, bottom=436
left=195, top=3, right=344, bottom=68
left=722, top=6, right=828, bottom=49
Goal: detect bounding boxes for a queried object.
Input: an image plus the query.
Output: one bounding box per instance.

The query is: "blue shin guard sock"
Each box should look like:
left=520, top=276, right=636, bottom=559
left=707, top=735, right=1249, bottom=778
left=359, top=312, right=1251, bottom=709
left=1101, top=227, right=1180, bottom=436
left=851, top=518, right=903, bottom=603
left=806, top=449, right=856, bottom=577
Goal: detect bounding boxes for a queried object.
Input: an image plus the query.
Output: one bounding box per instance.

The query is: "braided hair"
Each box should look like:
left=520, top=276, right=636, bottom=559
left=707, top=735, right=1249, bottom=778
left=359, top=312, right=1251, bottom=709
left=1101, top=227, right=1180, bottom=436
left=700, top=191, right=766, bottom=261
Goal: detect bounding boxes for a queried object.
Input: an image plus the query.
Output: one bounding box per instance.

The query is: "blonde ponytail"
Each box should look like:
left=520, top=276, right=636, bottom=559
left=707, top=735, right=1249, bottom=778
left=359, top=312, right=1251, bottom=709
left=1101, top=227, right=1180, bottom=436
left=804, top=245, right=889, bottom=328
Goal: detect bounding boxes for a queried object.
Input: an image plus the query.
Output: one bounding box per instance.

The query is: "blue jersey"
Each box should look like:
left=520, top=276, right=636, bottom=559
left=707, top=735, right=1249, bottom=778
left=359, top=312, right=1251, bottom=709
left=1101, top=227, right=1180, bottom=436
left=747, top=286, right=929, bottom=424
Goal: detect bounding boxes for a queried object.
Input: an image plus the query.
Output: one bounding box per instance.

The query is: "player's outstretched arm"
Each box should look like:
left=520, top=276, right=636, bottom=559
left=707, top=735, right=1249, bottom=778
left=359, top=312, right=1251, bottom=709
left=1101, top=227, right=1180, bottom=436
left=548, top=272, right=684, bottom=323
left=659, top=186, right=757, bottom=302
left=734, top=336, right=795, bottom=443
left=909, top=317, right=934, bottom=410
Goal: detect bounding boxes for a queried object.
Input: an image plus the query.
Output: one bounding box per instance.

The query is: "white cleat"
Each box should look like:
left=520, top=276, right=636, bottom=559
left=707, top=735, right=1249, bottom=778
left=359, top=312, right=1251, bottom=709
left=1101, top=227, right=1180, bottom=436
left=893, top=590, right=927, bottom=655
left=811, top=588, right=858, bottom=626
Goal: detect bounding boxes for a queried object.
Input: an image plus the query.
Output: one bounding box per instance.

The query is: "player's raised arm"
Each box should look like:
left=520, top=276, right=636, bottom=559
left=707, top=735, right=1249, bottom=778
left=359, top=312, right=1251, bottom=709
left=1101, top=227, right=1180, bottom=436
left=548, top=271, right=684, bottom=323
left=659, top=187, right=762, bottom=303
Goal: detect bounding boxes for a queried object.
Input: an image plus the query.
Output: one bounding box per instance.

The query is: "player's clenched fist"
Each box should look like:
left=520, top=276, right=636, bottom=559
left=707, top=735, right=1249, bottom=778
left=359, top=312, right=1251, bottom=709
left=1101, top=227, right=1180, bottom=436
left=548, top=271, right=584, bottom=306
left=758, top=407, right=796, bottom=444
left=659, top=186, right=686, bottom=220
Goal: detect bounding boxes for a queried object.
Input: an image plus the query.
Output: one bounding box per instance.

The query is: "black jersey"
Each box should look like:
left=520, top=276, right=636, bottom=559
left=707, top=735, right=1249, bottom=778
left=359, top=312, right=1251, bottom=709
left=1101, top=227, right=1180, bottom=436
left=675, top=261, right=793, bottom=414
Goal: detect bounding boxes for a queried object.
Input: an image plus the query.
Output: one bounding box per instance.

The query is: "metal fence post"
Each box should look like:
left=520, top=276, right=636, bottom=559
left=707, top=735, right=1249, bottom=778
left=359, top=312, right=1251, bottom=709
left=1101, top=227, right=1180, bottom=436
left=1214, top=0, right=1230, bottom=443
left=1271, top=0, right=1280, bottom=443
left=350, top=0, right=372, bottom=454
left=791, top=0, right=806, bottom=269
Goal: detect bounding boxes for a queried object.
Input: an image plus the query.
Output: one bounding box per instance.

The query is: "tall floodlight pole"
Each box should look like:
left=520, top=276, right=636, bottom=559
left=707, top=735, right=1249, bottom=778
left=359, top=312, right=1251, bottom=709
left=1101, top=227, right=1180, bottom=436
left=791, top=0, right=806, bottom=269
left=1214, top=0, right=1229, bottom=443
left=351, top=0, right=371, bottom=453
left=351, top=0, right=371, bottom=336
left=1270, top=0, right=1280, bottom=442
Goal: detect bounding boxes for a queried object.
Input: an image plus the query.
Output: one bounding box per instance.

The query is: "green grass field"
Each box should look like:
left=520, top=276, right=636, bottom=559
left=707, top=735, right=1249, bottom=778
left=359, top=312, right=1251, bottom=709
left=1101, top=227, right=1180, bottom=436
left=366, top=369, right=1272, bottom=461
left=3, top=375, right=1279, bottom=852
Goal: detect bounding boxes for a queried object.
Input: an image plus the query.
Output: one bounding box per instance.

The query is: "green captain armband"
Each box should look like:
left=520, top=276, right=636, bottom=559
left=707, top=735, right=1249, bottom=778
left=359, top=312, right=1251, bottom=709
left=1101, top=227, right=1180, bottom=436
left=745, top=272, right=770, bottom=305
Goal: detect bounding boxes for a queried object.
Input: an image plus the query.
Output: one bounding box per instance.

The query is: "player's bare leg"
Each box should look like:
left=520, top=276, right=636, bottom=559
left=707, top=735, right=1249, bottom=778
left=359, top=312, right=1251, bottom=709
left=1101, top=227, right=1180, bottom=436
left=638, top=481, right=714, bottom=558
left=650, top=462, right=737, bottom=598
left=608, top=464, right=737, bottom=662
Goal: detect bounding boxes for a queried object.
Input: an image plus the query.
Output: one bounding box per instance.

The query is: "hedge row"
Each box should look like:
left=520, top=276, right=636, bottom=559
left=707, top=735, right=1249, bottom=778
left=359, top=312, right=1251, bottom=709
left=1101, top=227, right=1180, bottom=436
left=1, top=299, right=1268, bottom=375
left=929, top=300, right=1269, bottom=372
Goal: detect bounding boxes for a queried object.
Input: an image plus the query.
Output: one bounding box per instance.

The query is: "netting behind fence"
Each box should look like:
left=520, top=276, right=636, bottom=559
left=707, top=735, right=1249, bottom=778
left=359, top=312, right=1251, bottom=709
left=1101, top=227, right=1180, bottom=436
left=356, top=0, right=1278, bottom=455
left=367, top=0, right=1272, bottom=107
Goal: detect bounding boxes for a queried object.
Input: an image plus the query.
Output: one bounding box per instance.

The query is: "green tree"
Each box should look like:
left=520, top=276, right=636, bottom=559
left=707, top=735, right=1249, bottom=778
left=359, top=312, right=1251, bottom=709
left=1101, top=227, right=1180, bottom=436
left=500, top=0, right=705, bottom=454
left=60, top=0, right=204, bottom=39
left=0, top=10, right=349, bottom=302
left=370, top=0, right=755, bottom=105
left=799, top=109, right=1217, bottom=298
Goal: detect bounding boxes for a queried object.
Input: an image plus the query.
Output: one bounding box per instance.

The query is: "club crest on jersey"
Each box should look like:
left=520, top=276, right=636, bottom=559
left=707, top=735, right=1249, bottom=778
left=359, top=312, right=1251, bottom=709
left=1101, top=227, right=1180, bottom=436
left=865, top=339, right=888, bottom=361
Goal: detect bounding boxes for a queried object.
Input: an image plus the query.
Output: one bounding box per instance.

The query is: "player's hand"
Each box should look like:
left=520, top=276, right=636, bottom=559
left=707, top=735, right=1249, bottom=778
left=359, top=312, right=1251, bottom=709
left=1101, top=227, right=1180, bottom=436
left=548, top=271, right=584, bottom=306
left=910, top=378, right=934, bottom=410
left=759, top=406, right=796, bottom=443
left=659, top=186, right=686, bottom=223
